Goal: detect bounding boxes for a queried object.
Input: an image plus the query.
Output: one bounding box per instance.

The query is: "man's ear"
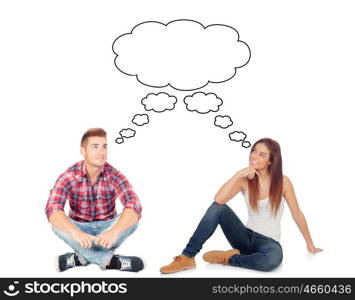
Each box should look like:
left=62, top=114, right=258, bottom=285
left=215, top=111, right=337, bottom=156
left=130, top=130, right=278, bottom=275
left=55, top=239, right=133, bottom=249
left=80, top=147, right=85, bottom=156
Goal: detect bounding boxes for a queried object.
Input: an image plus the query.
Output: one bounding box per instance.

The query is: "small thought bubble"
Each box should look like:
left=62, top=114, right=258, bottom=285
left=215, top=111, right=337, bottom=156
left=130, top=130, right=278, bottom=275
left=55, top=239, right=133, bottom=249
left=132, top=114, right=149, bottom=126
left=115, top=137, right=124, bottom=144
left=119, top=128, right=136, bottom=138
left=141, top=92, right=177, bottom=113
left=229, top=131, right=247, bottom=142
left=214, top=115, right=233, bottom=129
left=242, top=141, right=251, bottom=148
left=184, top=92, right=222, bottom=114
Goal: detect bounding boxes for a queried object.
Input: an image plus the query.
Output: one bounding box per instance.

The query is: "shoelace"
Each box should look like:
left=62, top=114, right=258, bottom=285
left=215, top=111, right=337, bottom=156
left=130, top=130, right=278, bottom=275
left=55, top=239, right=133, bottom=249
left=119, top=257, right=132, bottom=271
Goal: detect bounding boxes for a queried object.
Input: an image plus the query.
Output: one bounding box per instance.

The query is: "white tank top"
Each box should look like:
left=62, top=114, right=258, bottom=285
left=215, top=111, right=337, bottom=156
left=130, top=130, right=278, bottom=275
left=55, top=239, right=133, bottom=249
left=242, top=190, right=285, bottom=242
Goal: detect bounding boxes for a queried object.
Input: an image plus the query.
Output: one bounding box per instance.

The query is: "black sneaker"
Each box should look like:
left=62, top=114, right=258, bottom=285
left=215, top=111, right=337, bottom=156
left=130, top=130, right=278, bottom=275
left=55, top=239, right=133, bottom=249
left=55, top=252, right=86, bottom=272
left=106, top=255, right=144, bottom=272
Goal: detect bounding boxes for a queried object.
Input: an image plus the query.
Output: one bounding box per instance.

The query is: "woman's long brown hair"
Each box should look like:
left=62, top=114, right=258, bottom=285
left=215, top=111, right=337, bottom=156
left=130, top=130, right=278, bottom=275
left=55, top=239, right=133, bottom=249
left=248, top=138, right=283, bottom=216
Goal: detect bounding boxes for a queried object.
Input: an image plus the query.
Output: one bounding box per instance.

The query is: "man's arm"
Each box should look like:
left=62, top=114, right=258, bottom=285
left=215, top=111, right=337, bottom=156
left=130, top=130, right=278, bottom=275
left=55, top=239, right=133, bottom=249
left=50, top=210, right=96, bottom=248
left=46, top=172, right=95, bottom=248
left=109, top=208, right=138, bottom=235
left=94, top=208, right=138, bottom=249
left=49, top=210, right=80, bottom=235
left=113, top=170, right=142, bottom=220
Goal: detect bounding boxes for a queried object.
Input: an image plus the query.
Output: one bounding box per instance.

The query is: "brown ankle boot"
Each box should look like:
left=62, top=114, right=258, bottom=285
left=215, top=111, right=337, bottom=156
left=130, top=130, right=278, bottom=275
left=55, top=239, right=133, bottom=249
left=203, top=249, right=240, bottom=265
left=160, top=255, right=196, bottom=274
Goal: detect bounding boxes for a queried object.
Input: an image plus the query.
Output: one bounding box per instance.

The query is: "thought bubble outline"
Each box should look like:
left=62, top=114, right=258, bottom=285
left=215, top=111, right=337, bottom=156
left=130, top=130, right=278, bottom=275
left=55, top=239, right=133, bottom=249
left=115, top=137, right=124, bottom=144
left=132, top=114, right=150, bottom=126
left=119, top=128, right=136, bottom=138
left=242, top=141, right=251, bottom=148
left=214, top=115, right=233, bottom=129
left=229, top=130, right=247, bottom=142
left=184, top=92, right=223, bottom=114
left=112, top=19, right=251, bottom=91
left=141, top=92, right=177, bottom=113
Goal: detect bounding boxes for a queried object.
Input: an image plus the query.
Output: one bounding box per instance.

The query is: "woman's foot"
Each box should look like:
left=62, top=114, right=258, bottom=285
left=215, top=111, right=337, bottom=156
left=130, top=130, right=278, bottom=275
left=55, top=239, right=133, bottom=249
left=203, top=249, right=240, bottom=265
left=160, top=255, right=196, bottom=274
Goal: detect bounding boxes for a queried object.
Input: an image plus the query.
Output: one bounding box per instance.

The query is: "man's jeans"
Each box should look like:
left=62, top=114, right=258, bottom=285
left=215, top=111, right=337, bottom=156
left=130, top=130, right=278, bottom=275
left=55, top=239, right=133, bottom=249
left=52, top=214, right=138, bottom=269
left=182, top=202, right=283, bottom=272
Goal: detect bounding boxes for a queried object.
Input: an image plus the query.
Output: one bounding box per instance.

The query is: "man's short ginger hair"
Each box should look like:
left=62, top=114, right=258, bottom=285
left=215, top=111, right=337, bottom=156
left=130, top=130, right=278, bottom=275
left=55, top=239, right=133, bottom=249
left=81, top=128, right=107, bottom=147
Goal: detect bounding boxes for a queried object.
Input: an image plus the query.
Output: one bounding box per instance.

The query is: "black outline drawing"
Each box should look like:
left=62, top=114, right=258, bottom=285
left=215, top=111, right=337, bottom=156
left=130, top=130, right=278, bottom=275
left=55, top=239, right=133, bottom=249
left=183, top=92, right=223, bottom=114
left=119, top=128, right=136, bottom=138
left=214, top=115, right=233, bottom=129
left=115, top=137, right=124, bottom=144
left=132, top=114, right=150, bottom=126
left=112, top=19, right=251, bottom=91
left=242, top=141, right=251, bottom=148
left=229, top=130, right=247, bottom=142
left=141, top=92, right=177, bottom=113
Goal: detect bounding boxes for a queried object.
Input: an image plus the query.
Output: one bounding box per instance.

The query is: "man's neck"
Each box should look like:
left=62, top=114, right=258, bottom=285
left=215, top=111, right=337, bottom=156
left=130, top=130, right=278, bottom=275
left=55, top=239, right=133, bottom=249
left=84, top=161, right=101, bottom=185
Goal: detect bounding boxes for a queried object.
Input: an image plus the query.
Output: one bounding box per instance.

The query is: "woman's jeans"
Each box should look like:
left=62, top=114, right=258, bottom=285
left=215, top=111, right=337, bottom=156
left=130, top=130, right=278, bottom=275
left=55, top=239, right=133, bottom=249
left=182, top=202, right=283, bottom=272
left=52, top=214, right=138, bottom=269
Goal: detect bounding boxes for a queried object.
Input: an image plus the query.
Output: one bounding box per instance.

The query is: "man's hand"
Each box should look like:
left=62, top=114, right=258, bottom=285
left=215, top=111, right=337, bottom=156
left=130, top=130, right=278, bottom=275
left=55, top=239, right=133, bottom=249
left=70, top=229, right=96, bottom=248
left=95, top=229, right=119, bottom=249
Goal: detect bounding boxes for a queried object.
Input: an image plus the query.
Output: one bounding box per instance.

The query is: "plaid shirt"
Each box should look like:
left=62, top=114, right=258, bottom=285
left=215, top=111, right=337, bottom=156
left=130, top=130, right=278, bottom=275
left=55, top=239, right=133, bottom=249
left=45, top=161, right=142, bottom=222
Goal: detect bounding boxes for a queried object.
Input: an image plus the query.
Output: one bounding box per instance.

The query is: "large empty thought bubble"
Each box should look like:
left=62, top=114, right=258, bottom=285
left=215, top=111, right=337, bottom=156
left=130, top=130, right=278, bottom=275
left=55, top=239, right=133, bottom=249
left=184, top=92, right=222, bottom=114
left=141, top=92, right=177, bottom=113
left=112, top=19, right=251, bottom=91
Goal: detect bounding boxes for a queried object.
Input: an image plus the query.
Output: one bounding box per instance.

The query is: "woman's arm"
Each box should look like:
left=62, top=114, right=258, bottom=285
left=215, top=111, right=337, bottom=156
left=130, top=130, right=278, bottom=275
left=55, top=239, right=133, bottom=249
left=283, top=176, right=323, bottom=253
left=214, top=167, right=255, bottom=204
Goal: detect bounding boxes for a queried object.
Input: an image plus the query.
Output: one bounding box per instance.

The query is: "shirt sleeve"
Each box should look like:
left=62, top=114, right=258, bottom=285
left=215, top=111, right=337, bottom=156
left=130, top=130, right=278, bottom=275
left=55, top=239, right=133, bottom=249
left=111, top=171, right=142, bottom=219
left=45, top=172, right=73, bottom=221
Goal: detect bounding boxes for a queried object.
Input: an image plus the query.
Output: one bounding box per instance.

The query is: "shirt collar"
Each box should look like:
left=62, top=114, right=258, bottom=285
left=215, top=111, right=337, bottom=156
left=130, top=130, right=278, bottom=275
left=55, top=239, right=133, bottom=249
left=81, top=160, right=106, bottom=181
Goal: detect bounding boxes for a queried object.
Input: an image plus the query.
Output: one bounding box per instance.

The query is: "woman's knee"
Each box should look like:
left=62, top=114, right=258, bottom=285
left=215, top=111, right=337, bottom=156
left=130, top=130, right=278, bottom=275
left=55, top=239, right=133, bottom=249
left=202, top=202, right=227, bottom=220
left=209, top=202, right=231, bottom=213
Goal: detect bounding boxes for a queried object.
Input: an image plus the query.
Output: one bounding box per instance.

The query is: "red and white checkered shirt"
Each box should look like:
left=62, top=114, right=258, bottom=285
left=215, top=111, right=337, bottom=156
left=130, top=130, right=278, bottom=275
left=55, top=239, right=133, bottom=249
left=45, top=161, right=142, bottom=222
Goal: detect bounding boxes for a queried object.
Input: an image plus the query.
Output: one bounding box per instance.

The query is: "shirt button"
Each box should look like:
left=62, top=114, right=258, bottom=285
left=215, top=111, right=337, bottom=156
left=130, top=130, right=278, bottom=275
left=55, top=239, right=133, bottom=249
left=91, top=203, right=95, bottom=207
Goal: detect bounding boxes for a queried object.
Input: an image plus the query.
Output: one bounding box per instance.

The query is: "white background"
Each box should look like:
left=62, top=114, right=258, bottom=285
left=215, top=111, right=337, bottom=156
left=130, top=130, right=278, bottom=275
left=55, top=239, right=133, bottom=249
left=1, top=0, right=354, bottom=278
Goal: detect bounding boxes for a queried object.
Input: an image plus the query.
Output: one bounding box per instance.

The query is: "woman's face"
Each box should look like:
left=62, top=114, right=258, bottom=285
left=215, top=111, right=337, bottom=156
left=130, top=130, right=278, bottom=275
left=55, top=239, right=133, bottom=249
left=249, top=143, right=271, bottom=170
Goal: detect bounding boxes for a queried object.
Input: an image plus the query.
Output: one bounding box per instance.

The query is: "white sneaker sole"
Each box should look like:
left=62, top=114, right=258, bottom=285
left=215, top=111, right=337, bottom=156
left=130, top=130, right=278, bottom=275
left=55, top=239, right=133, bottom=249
left=55, top=255, right=60, bottom=272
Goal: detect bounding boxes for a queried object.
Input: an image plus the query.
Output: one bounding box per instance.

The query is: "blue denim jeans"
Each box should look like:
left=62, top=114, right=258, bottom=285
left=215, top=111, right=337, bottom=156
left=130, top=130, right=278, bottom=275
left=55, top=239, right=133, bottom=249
left=52, top=214, right=138, bottom=269
left=182, top=202, right=283, bottom=272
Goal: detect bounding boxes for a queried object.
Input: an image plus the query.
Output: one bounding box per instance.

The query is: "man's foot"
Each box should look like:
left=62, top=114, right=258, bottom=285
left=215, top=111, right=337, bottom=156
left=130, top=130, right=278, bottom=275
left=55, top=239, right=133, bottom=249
left=55, top=252, right=86, bottom=272
left=203, top=249, right=240, bottom=265
left=106, top=255, right=144, bottom=272
left=160, top=255, right=196, bottom=274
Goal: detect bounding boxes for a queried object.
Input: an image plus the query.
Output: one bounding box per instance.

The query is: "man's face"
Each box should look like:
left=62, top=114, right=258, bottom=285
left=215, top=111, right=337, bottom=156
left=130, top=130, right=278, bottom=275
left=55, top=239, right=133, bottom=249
left=81, top=136, right=108, bottom=168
